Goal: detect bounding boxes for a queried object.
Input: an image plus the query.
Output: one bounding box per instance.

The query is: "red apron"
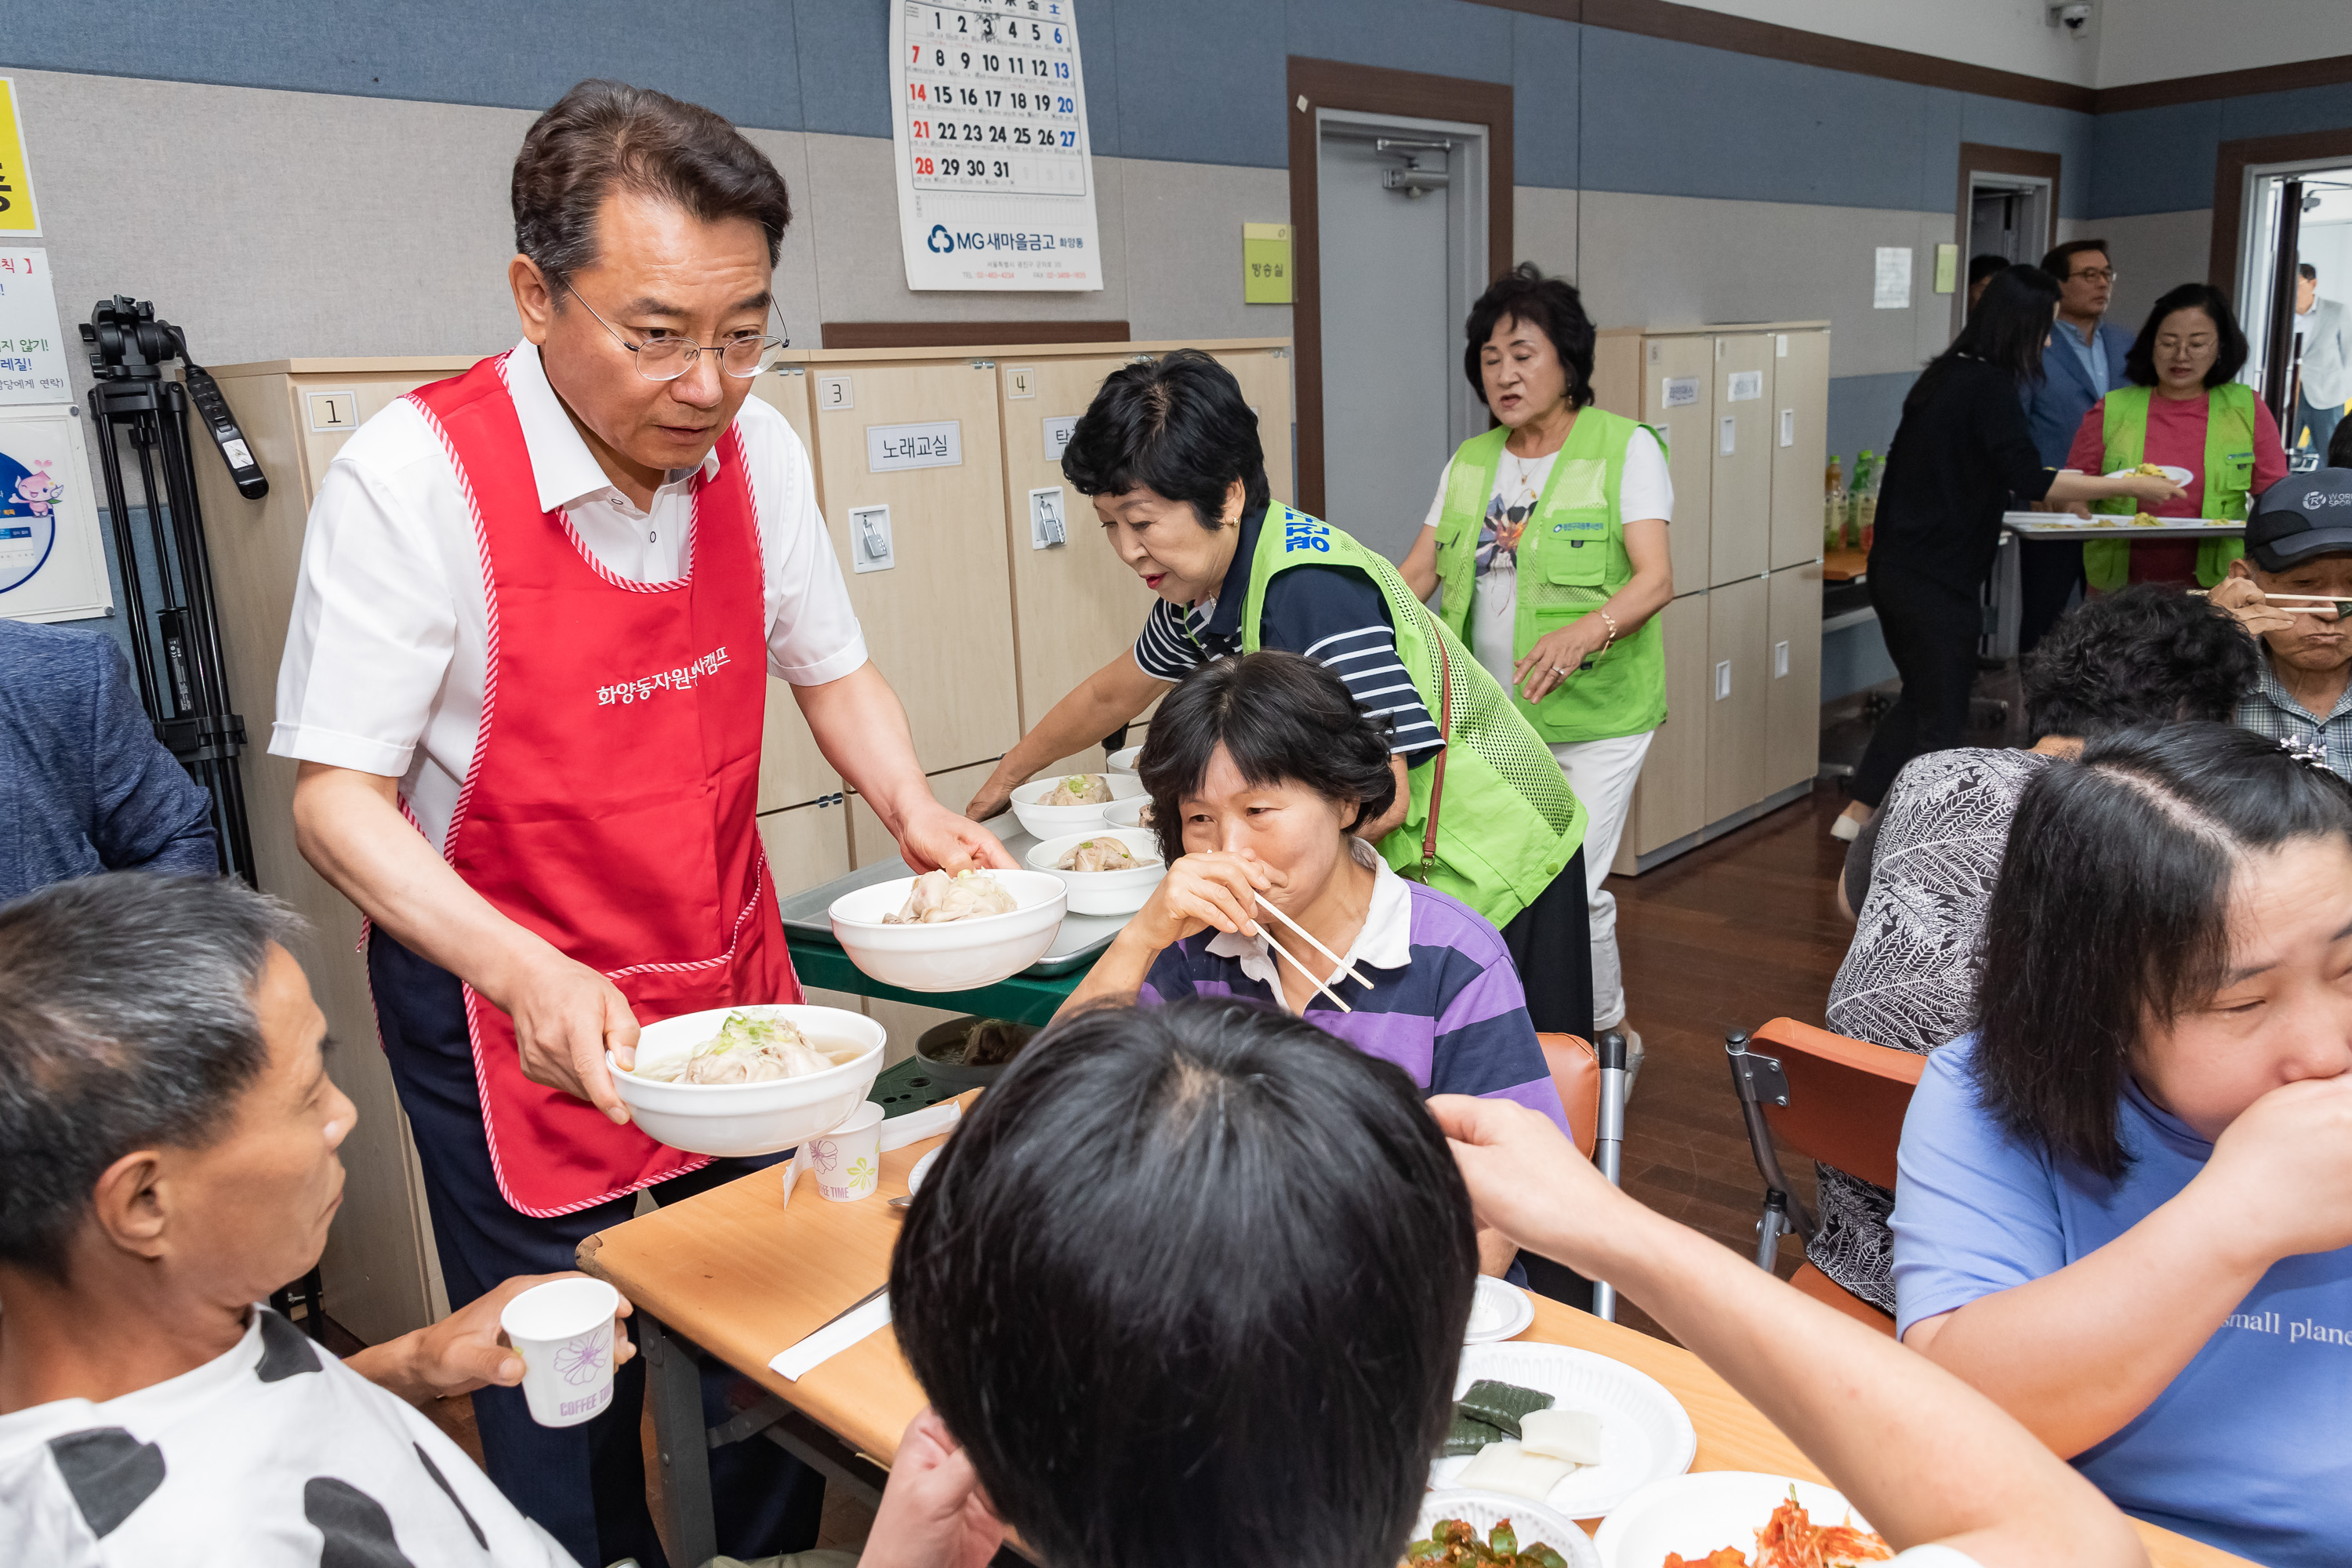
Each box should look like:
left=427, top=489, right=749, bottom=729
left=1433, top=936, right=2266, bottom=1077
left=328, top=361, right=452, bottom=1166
left=397, top=354, right=801, bottom=1217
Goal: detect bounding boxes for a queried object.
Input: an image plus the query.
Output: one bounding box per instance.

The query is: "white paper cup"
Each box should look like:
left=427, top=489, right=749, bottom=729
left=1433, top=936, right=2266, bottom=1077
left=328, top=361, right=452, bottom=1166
left=810, top=1101, right=885, bottom=1201
left=499, top=1277, right=622, bottom=1428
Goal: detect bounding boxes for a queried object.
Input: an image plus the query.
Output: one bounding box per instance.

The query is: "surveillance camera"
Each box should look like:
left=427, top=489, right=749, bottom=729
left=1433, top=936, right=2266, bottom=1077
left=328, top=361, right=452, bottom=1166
left=2048, top=2, right=2092, bottom=31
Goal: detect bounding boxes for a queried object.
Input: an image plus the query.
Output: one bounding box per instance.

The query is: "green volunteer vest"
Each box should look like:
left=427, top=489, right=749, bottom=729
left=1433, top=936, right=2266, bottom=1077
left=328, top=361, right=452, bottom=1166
left=2082, top=382, right=2257, bottom=591
left=1239, top=506, right=1588, bottom=930
left=1430, top=412, right=1668, bottom=742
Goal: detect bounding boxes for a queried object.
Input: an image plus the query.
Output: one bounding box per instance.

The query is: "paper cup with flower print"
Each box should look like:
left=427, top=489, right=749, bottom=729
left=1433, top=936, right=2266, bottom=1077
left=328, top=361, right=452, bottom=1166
left=811, top=1101, right=885, bottom=1202
left=499, top=1277, right=621, bottom=1427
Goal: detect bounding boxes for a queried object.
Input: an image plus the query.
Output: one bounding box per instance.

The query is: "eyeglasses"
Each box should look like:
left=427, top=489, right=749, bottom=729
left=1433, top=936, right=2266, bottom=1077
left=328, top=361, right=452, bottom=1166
left=2069, top=267, right=2119, bottom=283
left=566, top=286, right=789, bottom=381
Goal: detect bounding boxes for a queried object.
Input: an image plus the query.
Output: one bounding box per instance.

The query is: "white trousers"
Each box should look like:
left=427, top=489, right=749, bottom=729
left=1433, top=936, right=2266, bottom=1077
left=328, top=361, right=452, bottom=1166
left=1550, top=728, right=1655, bottom=1031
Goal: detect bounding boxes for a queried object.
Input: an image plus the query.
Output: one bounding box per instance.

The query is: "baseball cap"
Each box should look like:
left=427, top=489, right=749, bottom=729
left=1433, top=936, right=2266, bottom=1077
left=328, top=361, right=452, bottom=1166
left=2247, top=467, right=2352, bottom=571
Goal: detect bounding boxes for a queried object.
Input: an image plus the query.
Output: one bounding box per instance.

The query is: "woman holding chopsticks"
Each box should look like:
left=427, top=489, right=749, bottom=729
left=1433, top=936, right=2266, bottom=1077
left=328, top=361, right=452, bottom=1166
left=1059, top=654, right=1570, bottom=1254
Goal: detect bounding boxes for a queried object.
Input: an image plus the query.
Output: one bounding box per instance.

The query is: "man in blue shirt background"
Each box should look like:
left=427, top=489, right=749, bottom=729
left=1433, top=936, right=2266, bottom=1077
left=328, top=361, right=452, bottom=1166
left=2018, top=238, right=2132, bottom=653
left=0, top=618, right=217, bottom=902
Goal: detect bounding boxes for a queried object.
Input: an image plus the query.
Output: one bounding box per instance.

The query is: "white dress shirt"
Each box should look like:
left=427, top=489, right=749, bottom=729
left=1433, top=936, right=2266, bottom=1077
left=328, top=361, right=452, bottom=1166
left=272, top=341, right=866, bottom=853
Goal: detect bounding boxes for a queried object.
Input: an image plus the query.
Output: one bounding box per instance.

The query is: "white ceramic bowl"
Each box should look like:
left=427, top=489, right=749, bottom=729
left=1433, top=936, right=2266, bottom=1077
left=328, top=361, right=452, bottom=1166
left=1105, top=744, right=1142, bottom=773
left=1026, top=827, right=1167, bottom=916
left=1100, top=793, right=1154, bottom=831
left=609, top=1005, right=884, bottom=1157
left=827, top=869, right=1067, bottom=991
left=1008, top=771, right=1148, bottom=839
left=1592, top=1472, right=1871, bottom=1568
left=1414, top=1493, right=1599, bottom=1568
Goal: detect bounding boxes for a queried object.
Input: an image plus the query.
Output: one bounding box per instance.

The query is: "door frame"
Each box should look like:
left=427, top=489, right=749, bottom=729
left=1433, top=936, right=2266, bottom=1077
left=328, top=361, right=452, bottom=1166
left=1288, top=56, right=1513, bottom=519
left=1952, top=143, right=2060, bottom=339
left=2209, top=128, right=2352, bottom=302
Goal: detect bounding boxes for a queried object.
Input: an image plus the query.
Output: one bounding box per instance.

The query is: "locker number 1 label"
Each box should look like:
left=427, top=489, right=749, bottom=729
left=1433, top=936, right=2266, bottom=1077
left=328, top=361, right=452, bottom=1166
left=307, top=390, right=359, bottom=431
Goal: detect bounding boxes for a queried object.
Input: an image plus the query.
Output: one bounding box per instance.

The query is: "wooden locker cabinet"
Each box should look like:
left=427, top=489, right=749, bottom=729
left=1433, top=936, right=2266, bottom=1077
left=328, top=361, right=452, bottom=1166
left=755, top=793, right=854, bottom=897
left=746, top=365, right=847, bottom=813
left=1765, top=562, right=1824, bottom=796
left=1616, top=592, right=1709, bottom=866
left=1709, top=335, right=1773, bottom=586
left=1596, top=324, right=1829, bottom=874
left=195, top=356, right=485, bottom=1345
left=1769, top=331, right=1831, bottom=570
left=800, top=351, right=1021, bottom=776
left=1704, top=575, right=1769, bottom=824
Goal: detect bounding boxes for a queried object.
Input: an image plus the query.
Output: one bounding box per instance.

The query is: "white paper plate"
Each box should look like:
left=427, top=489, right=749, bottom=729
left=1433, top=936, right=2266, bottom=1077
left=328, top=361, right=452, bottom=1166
left=906, top=1146, right=940, bottom=1196
left=1465, top=1276, right=1534, bottom=1344
left=1414, top=1491, right=1600, bottom=1568
left=1432, top=1342, right=1697, bottom=1519
left=1593, top=1472, right=1874, bottom=1568
left=2106, top=463, right=2194, bottom=488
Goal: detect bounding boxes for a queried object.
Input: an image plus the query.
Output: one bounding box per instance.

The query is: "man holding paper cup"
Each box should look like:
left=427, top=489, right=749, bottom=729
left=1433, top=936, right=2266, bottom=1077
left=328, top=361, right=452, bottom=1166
left=274, top=80, right=1008, bottom=1566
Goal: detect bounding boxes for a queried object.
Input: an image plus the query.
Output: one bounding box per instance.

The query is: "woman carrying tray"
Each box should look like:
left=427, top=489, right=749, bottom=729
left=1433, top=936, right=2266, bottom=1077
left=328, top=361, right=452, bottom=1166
left=2062, top=281, right=2288, bottom=590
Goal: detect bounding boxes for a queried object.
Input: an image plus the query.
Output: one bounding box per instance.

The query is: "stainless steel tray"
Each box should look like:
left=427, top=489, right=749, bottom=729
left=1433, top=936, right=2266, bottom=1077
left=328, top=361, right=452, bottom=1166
left=2001, top=511, right=2245, bottom=543
left=775, top=818, right=1134, bottom=978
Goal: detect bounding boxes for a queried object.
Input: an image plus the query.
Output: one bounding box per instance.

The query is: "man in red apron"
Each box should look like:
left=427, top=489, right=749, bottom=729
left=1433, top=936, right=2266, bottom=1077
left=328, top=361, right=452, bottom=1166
left=274, top=82, right=1010, bottom=1567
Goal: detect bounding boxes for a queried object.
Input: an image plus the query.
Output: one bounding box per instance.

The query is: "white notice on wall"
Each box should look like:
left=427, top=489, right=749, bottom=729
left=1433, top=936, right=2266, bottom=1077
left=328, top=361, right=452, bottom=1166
left=0, top=250, right=72, bottom=405
left=1874, top=246, right=1913, bottom=310
left=868, top=420, right=963, bottom=473
left=0, top=404, right=113, bottom=622
left=889, top=0, right=1102, bottom=291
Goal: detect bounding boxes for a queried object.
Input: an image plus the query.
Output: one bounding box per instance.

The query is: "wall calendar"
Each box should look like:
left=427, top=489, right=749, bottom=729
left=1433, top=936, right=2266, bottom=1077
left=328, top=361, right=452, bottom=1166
left=889, top=0, right=1102, bottom=291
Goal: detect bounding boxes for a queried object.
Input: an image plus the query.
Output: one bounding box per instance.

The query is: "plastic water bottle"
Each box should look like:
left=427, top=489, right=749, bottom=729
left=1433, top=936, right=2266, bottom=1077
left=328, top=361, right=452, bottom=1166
left=1824, top=455, right=1846, bottom=551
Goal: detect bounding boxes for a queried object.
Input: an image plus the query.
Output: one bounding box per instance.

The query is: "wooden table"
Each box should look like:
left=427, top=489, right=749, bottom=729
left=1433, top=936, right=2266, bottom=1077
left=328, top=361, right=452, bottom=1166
left=578, top=1105, right=2252, bottom=1568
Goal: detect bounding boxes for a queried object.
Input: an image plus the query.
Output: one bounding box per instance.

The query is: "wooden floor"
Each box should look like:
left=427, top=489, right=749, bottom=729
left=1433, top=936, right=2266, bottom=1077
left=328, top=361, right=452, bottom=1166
left=1605, top=781, right=1849, bottom=1341
left=385, top=781, right=1857, bottom=1549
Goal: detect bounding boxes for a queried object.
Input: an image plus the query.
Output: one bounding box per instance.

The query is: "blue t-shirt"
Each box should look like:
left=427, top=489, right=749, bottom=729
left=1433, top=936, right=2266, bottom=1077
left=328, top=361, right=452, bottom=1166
left=1892, top=1036, right=2352, bottom=1568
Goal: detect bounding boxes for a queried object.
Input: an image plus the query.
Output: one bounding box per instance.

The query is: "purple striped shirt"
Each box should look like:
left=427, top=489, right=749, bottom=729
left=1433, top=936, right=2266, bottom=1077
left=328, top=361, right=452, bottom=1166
left=1138, top=879, right=1572, bottom=1140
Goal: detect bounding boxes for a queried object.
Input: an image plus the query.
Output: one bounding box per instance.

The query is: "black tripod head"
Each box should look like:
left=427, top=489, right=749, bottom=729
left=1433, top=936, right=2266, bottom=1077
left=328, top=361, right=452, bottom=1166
left=81, top=294, right=190, bottom=382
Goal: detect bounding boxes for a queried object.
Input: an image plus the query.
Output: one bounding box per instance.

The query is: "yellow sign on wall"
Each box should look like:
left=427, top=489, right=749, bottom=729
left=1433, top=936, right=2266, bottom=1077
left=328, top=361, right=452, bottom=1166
left=0, top=80, right=39, bottom=236
left=1243, top=223, right=1291, bottom=304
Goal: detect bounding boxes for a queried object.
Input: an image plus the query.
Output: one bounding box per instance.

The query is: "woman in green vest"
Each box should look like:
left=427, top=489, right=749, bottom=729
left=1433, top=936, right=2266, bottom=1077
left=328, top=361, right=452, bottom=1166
left=1398, top=263, right=1671, bottom=1064
left=965, top=350, right=1596, bottom=1039
left=2063, top=281, right=2288, bottom=590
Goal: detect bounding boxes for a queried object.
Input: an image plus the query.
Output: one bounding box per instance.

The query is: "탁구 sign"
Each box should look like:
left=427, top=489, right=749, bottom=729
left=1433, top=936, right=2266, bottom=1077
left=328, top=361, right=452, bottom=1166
left=888, top=0, right=1102, bottom=290
left=867, top=419, right=964, bottom=473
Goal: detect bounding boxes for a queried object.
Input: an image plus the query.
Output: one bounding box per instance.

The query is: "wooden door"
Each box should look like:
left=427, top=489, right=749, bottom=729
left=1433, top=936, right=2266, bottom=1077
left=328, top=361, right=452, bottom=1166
left=1704, top=574, right=1769, bottom=823
left=1639, top=336, right=1714, bottom=596
left=806, top=357, right=1020, bottom=774
left=1617, top=590, right=1711, bottom=866
left=1709, top=334, right=1773, bottom=586
left=1768, top=331, right=1831, bottom=571
left=1764, top=562, right=1824, bottom=796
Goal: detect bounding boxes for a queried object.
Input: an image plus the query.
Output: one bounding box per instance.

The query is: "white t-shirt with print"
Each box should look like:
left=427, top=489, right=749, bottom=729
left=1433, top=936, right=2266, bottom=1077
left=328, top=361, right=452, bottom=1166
left=0, top=1308, right=576, bottom=1567
left=1417, top=426, right=1672, bottom=692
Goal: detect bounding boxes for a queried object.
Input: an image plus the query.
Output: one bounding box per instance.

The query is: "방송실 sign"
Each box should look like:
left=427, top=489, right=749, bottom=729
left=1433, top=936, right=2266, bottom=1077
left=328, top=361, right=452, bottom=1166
left=888, top=0, right=1102, bottom=290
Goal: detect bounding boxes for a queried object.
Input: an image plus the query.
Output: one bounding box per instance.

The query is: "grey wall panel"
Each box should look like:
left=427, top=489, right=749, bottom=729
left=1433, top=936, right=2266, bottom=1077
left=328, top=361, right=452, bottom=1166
left=0, top=0, right=810, bottom=128
left=1118, top=161, right=1294, bottom=343
left=2092, top=82, right=2352, bottom=219
left=1576, top=189, right=1950, bottom=382
left=1958, top=94, right=2098, bottom=220
left=2082, top=208, right=2214, bottom=328
left=1512, top=184, right=1580, bottom=284
left=1827, top=371, right=1918, bottom=476
left=797, top=130, right=1131, bottom=325
left=18, top=70, right=529, bottom=406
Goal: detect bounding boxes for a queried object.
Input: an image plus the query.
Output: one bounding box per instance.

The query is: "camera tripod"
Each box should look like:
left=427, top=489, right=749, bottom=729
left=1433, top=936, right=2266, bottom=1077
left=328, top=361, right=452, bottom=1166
left=78, top=295, right=265, bottom=884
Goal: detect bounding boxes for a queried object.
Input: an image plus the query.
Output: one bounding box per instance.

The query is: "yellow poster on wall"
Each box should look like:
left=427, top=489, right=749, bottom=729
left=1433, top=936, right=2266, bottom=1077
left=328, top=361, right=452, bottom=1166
left=1243, top=223, right=1292, bottom=304
left=0, top=80, right=40, bottom=237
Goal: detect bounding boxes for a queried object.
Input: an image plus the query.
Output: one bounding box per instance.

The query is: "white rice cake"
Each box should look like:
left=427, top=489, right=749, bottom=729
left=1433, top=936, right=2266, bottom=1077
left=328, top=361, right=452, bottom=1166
left=1517, top=1406, right=1603, bottom=1465
left=1454, top=1439, right=1577, bottom=1501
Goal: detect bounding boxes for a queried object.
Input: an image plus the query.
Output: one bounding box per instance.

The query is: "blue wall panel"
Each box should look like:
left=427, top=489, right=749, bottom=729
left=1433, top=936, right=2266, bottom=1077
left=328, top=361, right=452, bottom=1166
left=1283, top=0, right=1517, bottom=95
left=1959, top=94, right=2096, bottom=220
left=0, top=0, right=810, bottom=129
left=1510, top=12, right=1582, bottom=191
left=1827, top=369, right=1916, bottom=474
left=2090, top=83, right=2352, bottom=219
left=793, top=0, right=891, bottom=139
left=1102, top=0, right=1284, bottom=167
